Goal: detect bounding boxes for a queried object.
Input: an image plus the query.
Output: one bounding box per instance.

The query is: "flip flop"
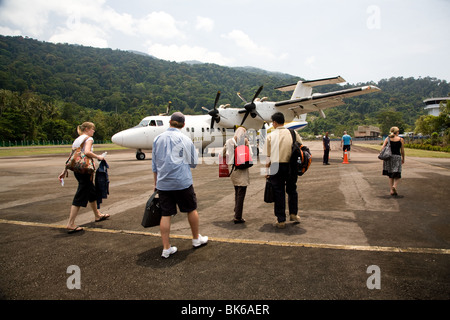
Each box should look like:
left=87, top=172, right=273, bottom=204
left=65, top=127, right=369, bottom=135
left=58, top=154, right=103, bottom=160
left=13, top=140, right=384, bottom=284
left=95, top=214, right=110, bottom=222
left=67, top=226, right=83, bottom=234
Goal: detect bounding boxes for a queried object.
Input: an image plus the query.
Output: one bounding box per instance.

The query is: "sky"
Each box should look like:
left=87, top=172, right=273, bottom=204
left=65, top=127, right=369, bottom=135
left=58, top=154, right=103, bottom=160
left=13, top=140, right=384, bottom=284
left=0, top=0, right=449, bottom=84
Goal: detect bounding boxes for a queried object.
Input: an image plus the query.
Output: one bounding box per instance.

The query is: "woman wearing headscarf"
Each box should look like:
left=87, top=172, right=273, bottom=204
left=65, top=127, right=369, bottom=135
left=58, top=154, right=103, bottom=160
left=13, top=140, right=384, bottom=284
left=223, top=127, right=252, bottom=223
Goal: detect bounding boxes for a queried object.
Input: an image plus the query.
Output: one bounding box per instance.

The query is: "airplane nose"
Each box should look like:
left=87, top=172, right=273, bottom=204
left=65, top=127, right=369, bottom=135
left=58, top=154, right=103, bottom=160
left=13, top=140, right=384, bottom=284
left=111, top=132, right=123, bottom=146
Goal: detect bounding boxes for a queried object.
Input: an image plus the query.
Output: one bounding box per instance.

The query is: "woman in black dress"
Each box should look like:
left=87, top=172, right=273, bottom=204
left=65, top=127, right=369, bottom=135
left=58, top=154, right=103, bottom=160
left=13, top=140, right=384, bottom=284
left=381, top=126, right=405, bottom=196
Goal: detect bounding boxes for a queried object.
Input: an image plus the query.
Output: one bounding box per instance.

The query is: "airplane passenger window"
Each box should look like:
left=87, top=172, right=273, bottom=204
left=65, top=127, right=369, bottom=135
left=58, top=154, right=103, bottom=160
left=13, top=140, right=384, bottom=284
left=150, top=120, right=156, bottom=126
left=157, top=120, right=163, bottom=126
left=191, top=128, right=194, bottom=132
left=186, top=128, right=190, bottom=132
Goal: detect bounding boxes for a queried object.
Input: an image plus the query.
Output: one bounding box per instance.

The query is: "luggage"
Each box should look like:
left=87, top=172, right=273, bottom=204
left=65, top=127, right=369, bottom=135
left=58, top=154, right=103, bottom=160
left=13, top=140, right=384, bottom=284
left=233, top=138, right=253, bottom=170
left=141, top=191, right=161, bottom=228
left=65, top=136, right=95, bottom=175
left=289, top=130, right=311, bottom=176
left=219, top=154, right=230, bottom=177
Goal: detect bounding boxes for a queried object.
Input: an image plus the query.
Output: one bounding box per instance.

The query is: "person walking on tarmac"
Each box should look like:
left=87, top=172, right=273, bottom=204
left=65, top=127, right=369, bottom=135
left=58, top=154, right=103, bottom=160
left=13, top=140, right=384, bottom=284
left=58, top=122, right=109, bottom=234
left=341, top=131, right=352, bottom=160
left=152, top=112, right=208, bottom=258
left=264, top=112, right=302, bottom=229
left=223, top=126, right=252, bottom=224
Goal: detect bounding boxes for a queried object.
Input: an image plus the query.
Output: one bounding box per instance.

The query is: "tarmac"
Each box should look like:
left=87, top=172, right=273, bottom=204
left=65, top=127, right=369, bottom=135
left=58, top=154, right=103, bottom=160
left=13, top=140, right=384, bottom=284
left=0, top=140, right=449, bottom=310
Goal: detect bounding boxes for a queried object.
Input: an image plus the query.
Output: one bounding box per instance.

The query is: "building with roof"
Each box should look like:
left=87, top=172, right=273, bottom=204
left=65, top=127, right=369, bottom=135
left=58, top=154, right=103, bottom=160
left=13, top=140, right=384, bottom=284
left=423, top=97, right=449, bottom=116
left=354, top=125, right=380, bottom=139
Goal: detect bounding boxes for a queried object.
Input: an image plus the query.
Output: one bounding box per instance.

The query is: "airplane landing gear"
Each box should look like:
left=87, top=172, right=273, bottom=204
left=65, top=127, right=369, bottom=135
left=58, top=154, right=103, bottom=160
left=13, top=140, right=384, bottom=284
left=136, top=150, right=145, bottom=160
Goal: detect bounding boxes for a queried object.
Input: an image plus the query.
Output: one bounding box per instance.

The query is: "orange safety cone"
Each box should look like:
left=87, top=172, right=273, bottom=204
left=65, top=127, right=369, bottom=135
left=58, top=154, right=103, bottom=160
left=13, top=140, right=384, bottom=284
left=342, top=151, right=349, bottom=164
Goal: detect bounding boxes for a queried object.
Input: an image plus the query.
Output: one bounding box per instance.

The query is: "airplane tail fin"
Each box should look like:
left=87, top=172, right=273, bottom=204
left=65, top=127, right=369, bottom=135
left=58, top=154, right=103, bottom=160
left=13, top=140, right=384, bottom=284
left=275, top=76, right=346, bottom=100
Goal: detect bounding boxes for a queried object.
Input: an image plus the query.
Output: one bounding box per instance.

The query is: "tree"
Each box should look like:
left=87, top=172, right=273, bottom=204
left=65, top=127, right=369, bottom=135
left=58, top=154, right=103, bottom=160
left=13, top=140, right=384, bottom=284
left=376, top=110, right=406, bottom=135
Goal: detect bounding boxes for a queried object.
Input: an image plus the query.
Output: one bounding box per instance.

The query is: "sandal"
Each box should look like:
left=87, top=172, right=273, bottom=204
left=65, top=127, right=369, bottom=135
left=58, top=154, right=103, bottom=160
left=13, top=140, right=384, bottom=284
left=67, top=226, right=83, bottom=234
left=392, top=187, right=398, bottom=196
left=95, top=213, right=110, bottom=222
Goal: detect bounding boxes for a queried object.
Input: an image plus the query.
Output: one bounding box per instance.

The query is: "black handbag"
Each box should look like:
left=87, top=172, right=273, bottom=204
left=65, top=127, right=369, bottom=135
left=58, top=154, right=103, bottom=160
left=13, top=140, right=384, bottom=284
left=264, top=179, right=274, bottom=203
left=141, top=191, right=161, bottom=228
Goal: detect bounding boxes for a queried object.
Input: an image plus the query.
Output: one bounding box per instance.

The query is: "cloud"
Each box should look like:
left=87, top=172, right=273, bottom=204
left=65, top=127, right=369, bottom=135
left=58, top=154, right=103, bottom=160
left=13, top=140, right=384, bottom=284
left=0, top=26, right=22, bottom=37
left=138, top=11, right=185, bottom=39
left=49, top=23, right=109, bottom=48
left=222, top=29, right=281, bottom=60
left=195, top=16, right=214, bottom=32
left=147, top=43, right=233, bottom=65
left=305, top=56, right=316, bottom=69
left=0, top=0, right=51, bottom=36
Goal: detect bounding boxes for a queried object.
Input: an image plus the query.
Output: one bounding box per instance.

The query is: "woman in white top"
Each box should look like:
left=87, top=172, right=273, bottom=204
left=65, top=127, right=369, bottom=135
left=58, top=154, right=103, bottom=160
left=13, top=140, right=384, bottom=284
left=58, top=122, right=109, bottom=233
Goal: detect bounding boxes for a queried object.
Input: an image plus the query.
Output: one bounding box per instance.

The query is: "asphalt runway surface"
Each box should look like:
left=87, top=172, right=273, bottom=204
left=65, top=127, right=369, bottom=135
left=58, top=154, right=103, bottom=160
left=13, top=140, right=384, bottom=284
left=0, top=140, right=449, bottom=310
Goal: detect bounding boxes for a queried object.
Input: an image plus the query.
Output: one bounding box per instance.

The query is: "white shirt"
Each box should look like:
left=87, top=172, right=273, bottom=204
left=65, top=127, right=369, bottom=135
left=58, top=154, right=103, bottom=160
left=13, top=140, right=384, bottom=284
left=72, top=134, right=93, bottom=152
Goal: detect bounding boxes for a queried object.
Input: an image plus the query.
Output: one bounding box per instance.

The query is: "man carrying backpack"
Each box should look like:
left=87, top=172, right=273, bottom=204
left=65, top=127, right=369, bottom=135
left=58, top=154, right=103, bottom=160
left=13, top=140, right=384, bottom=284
left=265, top=112, right=302, bottom=229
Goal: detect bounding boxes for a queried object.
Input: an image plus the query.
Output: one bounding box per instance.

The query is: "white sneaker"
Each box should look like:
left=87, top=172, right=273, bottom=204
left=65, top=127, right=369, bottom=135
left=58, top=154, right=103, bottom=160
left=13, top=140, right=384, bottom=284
left=192, top=234, right=208, bottom=248
left=161, top=246, right=177, bottom=258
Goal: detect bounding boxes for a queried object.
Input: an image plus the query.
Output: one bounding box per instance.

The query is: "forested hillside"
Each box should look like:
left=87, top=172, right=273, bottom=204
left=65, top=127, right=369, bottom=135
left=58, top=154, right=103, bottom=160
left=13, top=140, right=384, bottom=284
left=0, top=35, right=449, bottom=142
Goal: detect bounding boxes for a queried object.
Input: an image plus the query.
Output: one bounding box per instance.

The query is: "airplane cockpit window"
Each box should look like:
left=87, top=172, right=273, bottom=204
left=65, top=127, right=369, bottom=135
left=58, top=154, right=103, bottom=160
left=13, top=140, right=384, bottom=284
left=138, top=120, right=150, bottom=127
left=149, top=120, right=157, bottom=126
left=156, top=120, right=163, bottom=126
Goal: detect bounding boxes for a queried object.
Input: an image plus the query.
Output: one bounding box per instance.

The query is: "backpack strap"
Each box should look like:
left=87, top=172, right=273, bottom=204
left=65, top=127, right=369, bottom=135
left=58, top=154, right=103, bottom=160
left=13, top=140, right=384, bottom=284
left=289, top=129, right=296, bottom=145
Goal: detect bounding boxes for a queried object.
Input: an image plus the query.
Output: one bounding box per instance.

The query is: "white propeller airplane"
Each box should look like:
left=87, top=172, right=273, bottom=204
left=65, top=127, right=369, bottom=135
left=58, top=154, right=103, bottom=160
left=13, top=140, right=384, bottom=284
left=111, top=76, right=380, bottom=160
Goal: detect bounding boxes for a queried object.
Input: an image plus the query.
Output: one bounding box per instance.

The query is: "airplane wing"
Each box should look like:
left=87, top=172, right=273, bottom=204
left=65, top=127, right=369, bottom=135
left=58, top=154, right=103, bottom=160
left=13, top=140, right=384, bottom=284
left=274, top=85, right=380, bottom=114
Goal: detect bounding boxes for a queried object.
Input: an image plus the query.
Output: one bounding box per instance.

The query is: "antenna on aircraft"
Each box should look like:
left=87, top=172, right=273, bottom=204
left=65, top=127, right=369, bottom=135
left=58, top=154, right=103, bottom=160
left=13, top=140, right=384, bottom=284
left=238, top=85, right=264, bottom=126
left=159, top=101, right=171, bottom=116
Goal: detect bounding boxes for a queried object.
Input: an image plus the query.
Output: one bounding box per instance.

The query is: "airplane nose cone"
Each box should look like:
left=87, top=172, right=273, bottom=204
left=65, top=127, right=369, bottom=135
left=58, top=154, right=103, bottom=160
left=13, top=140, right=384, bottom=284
left=111, top=132, right=123, bottom=146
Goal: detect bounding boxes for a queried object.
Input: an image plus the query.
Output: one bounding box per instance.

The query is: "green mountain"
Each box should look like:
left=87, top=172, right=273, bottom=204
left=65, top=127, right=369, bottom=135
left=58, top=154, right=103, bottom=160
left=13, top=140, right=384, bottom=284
left=0, top=35, right=448, bottom=141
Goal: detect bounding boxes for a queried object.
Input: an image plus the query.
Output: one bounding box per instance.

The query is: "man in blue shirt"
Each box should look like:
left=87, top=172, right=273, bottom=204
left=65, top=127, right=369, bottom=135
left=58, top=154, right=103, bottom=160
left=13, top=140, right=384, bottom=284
left=340, top=131, right=352, bottom=160
left=152, top=112, right=208, bottom=258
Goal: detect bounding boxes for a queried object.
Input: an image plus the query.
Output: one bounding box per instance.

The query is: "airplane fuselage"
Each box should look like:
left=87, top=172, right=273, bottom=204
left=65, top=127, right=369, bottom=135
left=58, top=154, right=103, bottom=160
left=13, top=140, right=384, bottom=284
left=111, top=76, right=380, bottom=160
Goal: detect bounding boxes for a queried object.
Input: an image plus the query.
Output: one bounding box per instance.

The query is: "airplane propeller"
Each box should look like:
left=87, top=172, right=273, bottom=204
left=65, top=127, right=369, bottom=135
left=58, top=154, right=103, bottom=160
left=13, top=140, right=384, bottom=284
left=202, top=91, right=222, bottom=129
left=238, top=85, right=264, bottom=126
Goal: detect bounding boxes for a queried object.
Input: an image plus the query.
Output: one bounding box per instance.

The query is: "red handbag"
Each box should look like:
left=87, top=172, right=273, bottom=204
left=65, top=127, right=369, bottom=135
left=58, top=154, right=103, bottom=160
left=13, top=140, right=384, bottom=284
left=219, top=154, right=230, bottom=177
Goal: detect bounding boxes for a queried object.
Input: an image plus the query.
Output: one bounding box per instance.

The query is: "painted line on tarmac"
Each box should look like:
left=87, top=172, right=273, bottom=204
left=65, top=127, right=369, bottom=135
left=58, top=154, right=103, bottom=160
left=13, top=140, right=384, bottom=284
left=1, top=219, right=449, bottom=255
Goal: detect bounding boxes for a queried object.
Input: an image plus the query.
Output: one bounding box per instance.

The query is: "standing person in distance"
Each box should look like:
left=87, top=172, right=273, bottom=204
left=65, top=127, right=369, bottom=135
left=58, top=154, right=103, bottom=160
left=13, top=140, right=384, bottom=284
left=58, top=122, right=109, bottom=234
left=152, top=112, right=208, bottom=258
left=323, top=131, right=331, bottom=165
left=264, top=112, right=302, bottom=229
left=381, top=126, right=405, bottom=196
left=341, top=131, right=352, bottom=160
left=223, top=126, right=252, bottom=224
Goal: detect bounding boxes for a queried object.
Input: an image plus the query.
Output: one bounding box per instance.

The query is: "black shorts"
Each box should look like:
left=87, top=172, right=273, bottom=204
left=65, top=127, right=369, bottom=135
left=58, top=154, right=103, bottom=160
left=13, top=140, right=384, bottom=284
left=343, top=145, right=351, bottom=152
left=72, top=172, right=97, bottom=207
left=158, top=185, right=197, bottom=216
